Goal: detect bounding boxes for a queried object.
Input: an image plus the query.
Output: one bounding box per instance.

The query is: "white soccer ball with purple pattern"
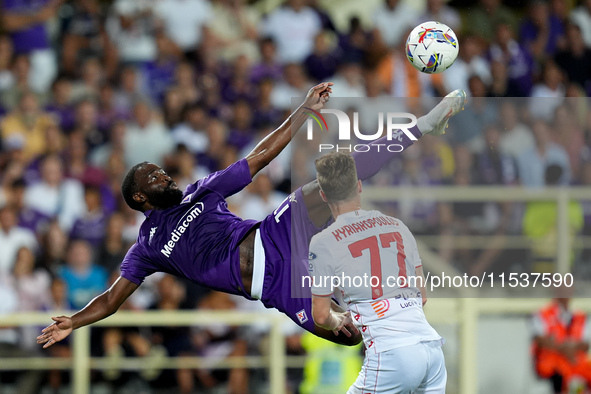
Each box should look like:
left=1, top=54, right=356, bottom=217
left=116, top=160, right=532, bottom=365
left=405, top=21, right=459, bottom=74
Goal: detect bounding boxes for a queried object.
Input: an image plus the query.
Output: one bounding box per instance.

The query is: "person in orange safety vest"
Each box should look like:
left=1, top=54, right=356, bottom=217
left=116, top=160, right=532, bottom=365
left=532, top=291, right=591, bottom=393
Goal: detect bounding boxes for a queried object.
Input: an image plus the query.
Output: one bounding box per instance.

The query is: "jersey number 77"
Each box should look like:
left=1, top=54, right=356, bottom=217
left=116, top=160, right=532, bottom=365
left=348, top=232, right=408, bottom=300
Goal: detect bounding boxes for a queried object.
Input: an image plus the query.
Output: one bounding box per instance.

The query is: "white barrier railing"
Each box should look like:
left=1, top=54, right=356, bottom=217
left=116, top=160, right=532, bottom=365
left=3, top=187, right=590, bottom=393
left=363, top=186, right=591, bottom=274
left=4, top=299, right=591, bottom=394
left=0, top=311, right=286, bottom=394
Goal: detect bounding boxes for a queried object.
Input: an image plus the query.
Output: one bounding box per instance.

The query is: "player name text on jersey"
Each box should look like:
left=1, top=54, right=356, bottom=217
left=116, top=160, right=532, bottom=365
left=332, top=216, right=399, bottom=241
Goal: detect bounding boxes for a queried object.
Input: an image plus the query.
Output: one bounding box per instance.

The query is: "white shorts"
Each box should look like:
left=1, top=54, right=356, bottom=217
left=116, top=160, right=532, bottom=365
left=347, top=340, right=447, bottom=394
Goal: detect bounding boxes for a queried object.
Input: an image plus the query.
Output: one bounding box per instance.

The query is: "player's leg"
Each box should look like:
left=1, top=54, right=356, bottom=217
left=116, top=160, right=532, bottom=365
left=415, top=341, right=448, bottom=394
left=255, top=190, right=362, bottom=346
left=347, top=344, right=429, bottom=394
left=301, top=89, right=467, bottom=226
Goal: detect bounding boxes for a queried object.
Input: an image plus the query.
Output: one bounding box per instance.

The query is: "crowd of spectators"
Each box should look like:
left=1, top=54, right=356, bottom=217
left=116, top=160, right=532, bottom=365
left=1, top=0, right=591, bottom=392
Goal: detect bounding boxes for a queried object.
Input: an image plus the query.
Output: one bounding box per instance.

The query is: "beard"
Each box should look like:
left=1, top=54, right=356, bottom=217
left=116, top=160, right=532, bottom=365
left=146, top=185, right=183, bottom=209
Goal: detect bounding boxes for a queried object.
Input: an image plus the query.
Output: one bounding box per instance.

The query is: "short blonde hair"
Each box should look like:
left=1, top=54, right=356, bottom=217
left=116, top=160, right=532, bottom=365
left=315, top=152, right=358, bottom=203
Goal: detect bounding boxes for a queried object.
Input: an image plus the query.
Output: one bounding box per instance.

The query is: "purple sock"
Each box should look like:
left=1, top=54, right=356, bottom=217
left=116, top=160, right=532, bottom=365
left=353, top=125, right=422, bottom=181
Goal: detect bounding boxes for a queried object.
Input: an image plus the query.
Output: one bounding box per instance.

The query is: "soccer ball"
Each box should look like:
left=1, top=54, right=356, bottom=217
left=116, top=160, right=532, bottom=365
left=405, top=21, right=459, bottom=74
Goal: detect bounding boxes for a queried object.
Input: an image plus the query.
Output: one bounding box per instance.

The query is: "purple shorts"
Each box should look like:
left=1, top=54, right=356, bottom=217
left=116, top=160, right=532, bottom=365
left=256, top=187, right=327, bottom=333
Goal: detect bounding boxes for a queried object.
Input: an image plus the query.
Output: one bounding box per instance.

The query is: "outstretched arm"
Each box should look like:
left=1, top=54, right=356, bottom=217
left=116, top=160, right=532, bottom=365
left=37, top=276, right=138, bottom=348
left=245, top=82, right=332, bottom=178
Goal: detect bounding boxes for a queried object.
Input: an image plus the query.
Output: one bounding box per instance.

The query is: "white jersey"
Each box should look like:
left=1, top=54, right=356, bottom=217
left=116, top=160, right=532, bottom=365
left=309, top=209, right=441, bottom=355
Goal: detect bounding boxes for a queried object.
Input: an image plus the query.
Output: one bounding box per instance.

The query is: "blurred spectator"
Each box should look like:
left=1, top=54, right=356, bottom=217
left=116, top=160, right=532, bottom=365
left=58, top=240, right=108, bottom=310
left=123, top=101, right=175, bottom=168
left=478, top=124, right=518, bottom=186
left=97, top=83, right=130, bottom=132
left=192, top=291, right=249, bottom=394
left=72, top=99, right=106, bottom=150
left=466, top=124, right=517, bottom=275
left=304, top=31, right=340, bottom=82
left=106, top=0, right=158, bottom=65
left=570, top=0, right=591, bottom=47
left=299, top=331, right=362, bottom=394
left=464, top=0, right=518, bottom=43
left=532, top=291, right=591, bottom=393
left=114, top=66, right=146, bottom=114
left=389, top=150, right=447, bottom=235
left=488, top=60, right=511, bottom=97
left=0, top=276, right=43, bottom=394
left=227, top=100, right=255, bottom=151
left=375, top=47, right=443, bottom=97
left=24, top=154, right=86, bottom=232
left=250, top=38, right=282, bottom=84
left=0, top=91, right=55, bottom=162
left=498, top=100, right=535, bottom=159
left=90, top=120, right=127, bottom=168
left=442, top=35, right=491, bottom=96
left=0, top=205, right=38, bottom=276
left=140, top=33, right=182, bottom=105
left=174, top=62, right=201, bottom=105
left=529, top=61, right=565, bottom=121
left=0, top=35, right=14, bottom=92
left=447, top=95, right=496, bottom=152
left=554, top=23, right=591, bottom=91
left=162, top=88, right=187, bottom=129
left=0, top=54, right=41, bottom=110
left=372, top=0, right=417, bottom=48
left=60, top=0, right=116, bottom=77
left=10, top=246, right=51, bottom=348
left=519, top=0, right=565, bottom=60
left=552, top=105, right=585, bottom=179
left=308, top=0, right=337, bottom=33
left=1, top=0, right=60, bottom=92
left=6, top=178, right=51, bottom=235
left=97, top=212, right=130, bottom=274
left=488, top=23, right=534, bottom=97
left=168, top=146, right=209, bottom=191
left=261, top=0, right=322, bottom=63
left=70, top=185, right=108, bottom=248
left=518, top=121, right=571, bottom=187
left=154, top=0, right=213, bottom=58
left=70, top=57, right=103, bottom=101
left=270, top=63, right=310, bottom=110
left=331, top=61, right=366, bottom=98
left=171, top=104, right=209, bottom=155
left=417, top=0, right=461, bottom=32
left=237, top=173, right=287, bottom=221
left=338, top=17, right=371, bottom=65
left=39, top=220, right=68, bottom=273
left=209, top=0, right=260, bottom=63
left=252, top=79, right=282, bottom=129
left=148, top=275, right=194, bottom=392
left=44, top=77, right=76, bottom=132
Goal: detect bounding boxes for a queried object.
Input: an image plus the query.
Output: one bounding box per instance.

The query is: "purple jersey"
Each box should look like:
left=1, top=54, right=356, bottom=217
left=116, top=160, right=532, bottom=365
left=120, top=159, right=258, bottom=297
left=2, top=0, right=50, bottom=53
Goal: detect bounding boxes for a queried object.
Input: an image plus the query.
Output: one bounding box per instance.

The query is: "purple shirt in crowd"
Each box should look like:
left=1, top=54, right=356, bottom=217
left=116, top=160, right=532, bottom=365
left=3, top=0, right=50, bottom=53
left=120, top=159, right=259, bottom=298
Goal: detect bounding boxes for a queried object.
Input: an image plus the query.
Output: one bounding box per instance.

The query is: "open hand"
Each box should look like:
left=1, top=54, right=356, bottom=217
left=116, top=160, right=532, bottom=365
left=36, top=316, right=73, bottom=349
left=305, top=82, right=333, bottom=111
